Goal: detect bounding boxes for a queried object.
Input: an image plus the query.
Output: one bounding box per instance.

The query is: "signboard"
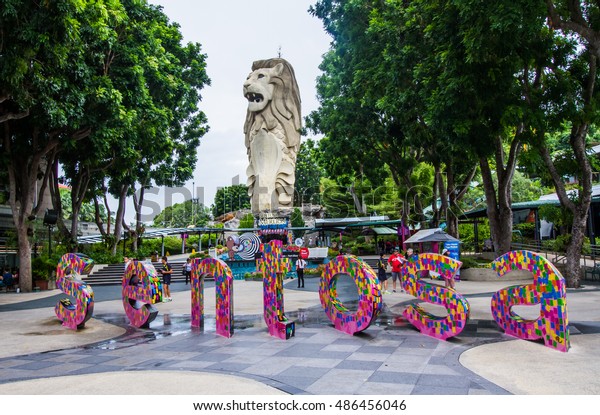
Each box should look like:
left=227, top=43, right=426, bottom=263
left=444, top=241, right=460, bottom=278
left=299, top=247, right=309, bottom=259
left=257, top=214, right=289, bottom=235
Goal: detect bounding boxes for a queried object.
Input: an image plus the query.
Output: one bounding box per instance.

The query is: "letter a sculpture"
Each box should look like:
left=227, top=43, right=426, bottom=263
left=243, top=58, right=301, bottom=214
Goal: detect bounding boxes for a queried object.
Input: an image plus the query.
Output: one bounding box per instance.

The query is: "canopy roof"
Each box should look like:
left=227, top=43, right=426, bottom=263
left=404, top=228, right=460, bottom=244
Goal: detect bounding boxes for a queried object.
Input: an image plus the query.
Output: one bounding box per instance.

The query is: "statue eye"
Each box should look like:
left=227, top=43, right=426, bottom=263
left=258, top=74, right=265, bottom=79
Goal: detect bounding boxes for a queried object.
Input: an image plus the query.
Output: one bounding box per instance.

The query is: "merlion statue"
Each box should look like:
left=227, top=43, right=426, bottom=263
left=243, top=58, right=301, bottom=214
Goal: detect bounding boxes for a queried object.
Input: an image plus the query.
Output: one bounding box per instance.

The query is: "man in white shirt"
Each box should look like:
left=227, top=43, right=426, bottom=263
left=296, top=255, right=306, bottom=288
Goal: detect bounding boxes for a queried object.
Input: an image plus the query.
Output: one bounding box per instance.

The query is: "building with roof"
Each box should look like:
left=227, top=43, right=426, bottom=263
left=460, top=184, right=600, bottom=246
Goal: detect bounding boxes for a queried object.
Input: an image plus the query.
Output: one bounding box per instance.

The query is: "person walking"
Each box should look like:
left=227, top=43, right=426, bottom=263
left=377, top=253, right=390, bottom=294
left=296, top=254, right=306, bottom=288
left=183, top=258, right=192, bottom=285
left=159, top=256, right=173, bottom=301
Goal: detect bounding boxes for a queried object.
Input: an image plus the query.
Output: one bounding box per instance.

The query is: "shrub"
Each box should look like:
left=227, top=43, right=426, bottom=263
left=459, top=256, right=480, bottom=269
left=31, top=256, right=58, bottom=280
left=513, top=222, right=535, bottom=239
left=545, top=234, right=591, bottom=254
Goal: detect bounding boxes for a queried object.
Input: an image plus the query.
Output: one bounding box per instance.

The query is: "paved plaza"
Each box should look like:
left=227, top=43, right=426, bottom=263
left=1, top=276, right=600, bottom=395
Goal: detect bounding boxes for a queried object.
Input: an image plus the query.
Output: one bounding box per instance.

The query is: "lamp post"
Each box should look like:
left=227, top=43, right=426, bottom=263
left=43, top=209, right=58, bottom=257
left=122, top=231, right=129, bottom=257
left=192, top=180, right=195, bottom=226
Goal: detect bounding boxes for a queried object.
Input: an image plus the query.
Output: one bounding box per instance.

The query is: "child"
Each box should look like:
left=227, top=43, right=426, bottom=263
left=377, top=253, right=390, bottom=294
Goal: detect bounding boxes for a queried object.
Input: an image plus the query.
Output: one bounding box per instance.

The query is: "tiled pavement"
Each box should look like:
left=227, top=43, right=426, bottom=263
left=2, top=276, right=600, bottom=395
left=0, top=303, right=511, bottom=395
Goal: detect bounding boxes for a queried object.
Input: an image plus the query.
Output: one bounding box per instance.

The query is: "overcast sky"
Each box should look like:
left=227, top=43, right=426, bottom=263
left=126, top=0, right=332, bottom=223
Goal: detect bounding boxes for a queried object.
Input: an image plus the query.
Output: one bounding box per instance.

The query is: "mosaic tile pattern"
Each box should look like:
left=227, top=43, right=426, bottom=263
left=319, top=255, right=383, bottom=335
left=402, top=253, right=470, bottom=340
left=491, top=250, right=570, bottom=352
left=190, top=258, right=234, bottom=338
left=54, top=253, right=95, bottom=330
left=121, top=261, right=162, bottom=328
left=258, top=240, right=295, bottom=340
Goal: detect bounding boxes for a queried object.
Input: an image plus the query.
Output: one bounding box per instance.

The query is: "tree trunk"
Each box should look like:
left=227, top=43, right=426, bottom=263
left=131, top=183, right=148, bottom=252
left=445, top=162, right=458, bottom=238
left=348, top=182, right=366, bottom=215
left=479, top=156, right=512, bottom=255
left=4, top=124, right=57, bottom=292
left=437, top=164, right=448, bottom=229
left=566, top=208, right=588, bottom=288
left=49, top=160, right=72, bottom=248
left=539, top=123, right=593, bottom=288
left=16, top=231, right=33, bottom=292
left=431, top=163, right=441, bottom=227
left=111, top=184, right=129, bottom=256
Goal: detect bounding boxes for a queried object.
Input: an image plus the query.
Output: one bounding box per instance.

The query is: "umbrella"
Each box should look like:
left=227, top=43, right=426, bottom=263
left=418, top=230, right=460, bottom=243
left=404, top=228, right=460, bottom=244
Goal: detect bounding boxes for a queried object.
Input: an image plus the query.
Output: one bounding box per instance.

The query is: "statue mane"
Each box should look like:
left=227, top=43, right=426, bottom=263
left=243, top=58, right=302, bottom=152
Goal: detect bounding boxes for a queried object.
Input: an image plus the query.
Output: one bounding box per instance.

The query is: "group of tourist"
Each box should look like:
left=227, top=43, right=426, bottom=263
left=0, top=268, right=17, bottom=291
left=121, top=245, right=456, bottom=303
left=377, top=247, right=455, bottom=294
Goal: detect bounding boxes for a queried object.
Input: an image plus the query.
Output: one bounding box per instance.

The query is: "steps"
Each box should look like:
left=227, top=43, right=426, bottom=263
left=84, top=260, right=192, bottom=286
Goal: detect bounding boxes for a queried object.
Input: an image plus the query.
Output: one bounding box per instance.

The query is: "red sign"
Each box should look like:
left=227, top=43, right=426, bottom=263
left=299, top=247, right=309, bottom=259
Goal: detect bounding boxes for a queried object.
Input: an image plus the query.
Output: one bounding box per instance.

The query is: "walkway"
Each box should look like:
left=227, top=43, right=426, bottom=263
left=1, top=277, right=600, bottom=395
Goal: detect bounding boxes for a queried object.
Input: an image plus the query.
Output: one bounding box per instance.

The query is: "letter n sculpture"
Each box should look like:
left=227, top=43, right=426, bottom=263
left=190, top=258, right=234, bottom=338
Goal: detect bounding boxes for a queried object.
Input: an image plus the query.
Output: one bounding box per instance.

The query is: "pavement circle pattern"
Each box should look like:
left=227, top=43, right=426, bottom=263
left=1, top=277, right=600, bottom=395
left=0, top=305, right=515, bottom=395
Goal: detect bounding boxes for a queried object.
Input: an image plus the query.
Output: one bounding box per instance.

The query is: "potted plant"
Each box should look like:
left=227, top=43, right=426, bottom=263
left=31, top=256, right=57, bottom=290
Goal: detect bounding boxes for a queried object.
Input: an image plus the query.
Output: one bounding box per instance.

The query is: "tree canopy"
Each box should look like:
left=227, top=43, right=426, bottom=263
left=0, top=0, right=209, bottom=290
left=212, top=185, right=251, bottom=218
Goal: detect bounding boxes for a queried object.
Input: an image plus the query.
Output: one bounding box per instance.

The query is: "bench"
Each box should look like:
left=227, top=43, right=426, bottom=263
left=585, top=264, right=600, bottom=281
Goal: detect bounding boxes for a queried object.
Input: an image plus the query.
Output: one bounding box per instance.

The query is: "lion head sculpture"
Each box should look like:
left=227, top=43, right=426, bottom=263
left=243, top=58, right=302, bottom=214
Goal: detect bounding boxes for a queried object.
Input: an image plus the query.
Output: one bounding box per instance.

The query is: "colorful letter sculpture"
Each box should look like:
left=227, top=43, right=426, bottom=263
left=491, top=250, right=569, bottom=352
left=190, top=258, right=234, bottom=338
left=401, top=253, right=469, bottom=340
left=122, top=261, right=162, bottom=328
left=55, top=253, right=95, bottom=330
left=320, top=255, right=383, bottom=335
left=258, top=240, right=295, bottom=339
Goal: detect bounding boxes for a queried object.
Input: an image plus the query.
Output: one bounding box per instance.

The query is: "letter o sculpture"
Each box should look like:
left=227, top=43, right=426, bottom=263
left=319, top=255, right=382, bottom=335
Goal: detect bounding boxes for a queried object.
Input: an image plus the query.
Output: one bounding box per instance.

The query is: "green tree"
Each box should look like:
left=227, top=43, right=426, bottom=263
left=0, top=0, right=123, bottom=291
left=308, top=0, right=479, bottom=233
left=212, top=185, right=251, bottom=218
left=57, top=0, right=210, bottom=254
left=517, top=1, right=600, bottom=287
left=294, top=138, right=325, bottom=206
left=59, top=187, right=108, bottom=223
left=239, top=213, right=255, bottom=229
left=290, top=207, right=306, bottom=239
left=152, top=200, right=211, bottom=228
